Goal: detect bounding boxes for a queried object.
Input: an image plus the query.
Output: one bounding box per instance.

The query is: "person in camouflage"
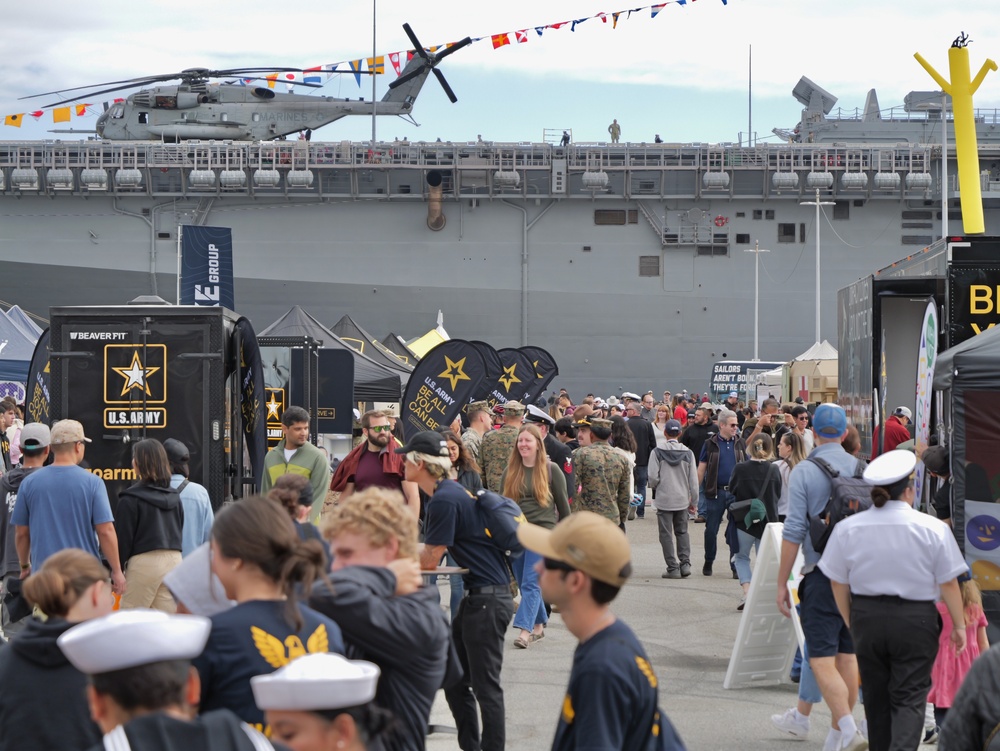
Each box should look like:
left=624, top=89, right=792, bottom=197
left=572, top=416, right=631, bottom=529
left=462, top=400, right=492, bottom=460
left=479, top=401, right=525, bottom=492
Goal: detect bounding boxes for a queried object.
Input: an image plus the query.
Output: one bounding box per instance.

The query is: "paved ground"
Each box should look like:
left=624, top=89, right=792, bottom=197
left=422, top=512, right=844, bottom=750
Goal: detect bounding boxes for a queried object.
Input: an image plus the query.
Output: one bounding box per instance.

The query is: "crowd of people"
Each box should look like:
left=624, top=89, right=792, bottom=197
left=0, top=386, right=992, bottom=750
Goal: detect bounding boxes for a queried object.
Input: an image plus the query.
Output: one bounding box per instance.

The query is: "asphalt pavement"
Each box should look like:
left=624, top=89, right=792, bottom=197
left=422, top=511, right=846, bottom=751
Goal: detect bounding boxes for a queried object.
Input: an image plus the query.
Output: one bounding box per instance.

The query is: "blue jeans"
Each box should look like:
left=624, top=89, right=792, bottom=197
left=704, top=489, right=735, bottom=564
left=733, top=528, right=760, bottom=584
left=634, top=465, right=649, bottom=517
left=697, top=484, right=707, bottom=518
left=511, top=550, right=547, bottom=632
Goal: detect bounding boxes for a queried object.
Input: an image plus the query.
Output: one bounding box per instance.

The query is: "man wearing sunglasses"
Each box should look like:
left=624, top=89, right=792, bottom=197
left=330, top=410, right=419, bottom=517
left=518, top=512, right=687, bottom=751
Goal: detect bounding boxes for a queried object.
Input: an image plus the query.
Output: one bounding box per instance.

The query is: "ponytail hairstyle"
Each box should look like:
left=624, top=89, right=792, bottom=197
left=781, top=432, right=808, bottom=469
left=23, top=549, right=108, bottom=618
left=870, top=476, right=913, bottom=509
left=749, top=433, right=774, bottom=460
left=212, top=496, right=328, bottom=630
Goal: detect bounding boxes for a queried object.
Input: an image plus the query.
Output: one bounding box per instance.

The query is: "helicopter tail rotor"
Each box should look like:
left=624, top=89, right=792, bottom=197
left=388, top=24, right=471, bottom=103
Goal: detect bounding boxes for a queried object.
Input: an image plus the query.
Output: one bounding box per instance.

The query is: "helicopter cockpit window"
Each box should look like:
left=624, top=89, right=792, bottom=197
left=154, top=95, right=177, bottom=109
left=138, top=112, right=149, bottom=124
left=252, top=113, right=261, bottom=122
left=109, top=104, right=125, bottom=119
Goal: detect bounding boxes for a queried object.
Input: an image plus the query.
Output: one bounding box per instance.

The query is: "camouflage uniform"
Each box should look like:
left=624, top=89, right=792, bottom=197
left=479, top=424, right=518, bottom=492
left=462, top=427, right=483, bottom=461
left=572, top=442, right=632, bottom=525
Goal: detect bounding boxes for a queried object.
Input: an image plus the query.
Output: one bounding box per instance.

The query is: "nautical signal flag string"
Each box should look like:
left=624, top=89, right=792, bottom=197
left=1, top=0, right=728, bottom=127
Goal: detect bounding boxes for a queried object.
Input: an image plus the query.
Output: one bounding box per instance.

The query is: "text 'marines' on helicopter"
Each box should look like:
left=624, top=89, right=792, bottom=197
left=20, top=24, right=470, bottom=142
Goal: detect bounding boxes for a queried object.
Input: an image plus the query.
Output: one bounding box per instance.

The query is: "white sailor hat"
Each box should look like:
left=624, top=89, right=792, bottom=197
left=162, top=543, right=236, bottom=617
left=862, top=449, right=917, bottom=486
left=622, top=392, right=640, bottom=401
left=252, top=653, right=380, bottom=712
left=525, top=404, right=556, bottom=426
left=57, top=609, right=211, bottom=674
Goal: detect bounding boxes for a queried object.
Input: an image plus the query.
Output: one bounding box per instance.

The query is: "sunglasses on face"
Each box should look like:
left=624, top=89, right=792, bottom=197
left=543, top=557, right=577, bottom=573
left=368, top=425, right=392, bottom=433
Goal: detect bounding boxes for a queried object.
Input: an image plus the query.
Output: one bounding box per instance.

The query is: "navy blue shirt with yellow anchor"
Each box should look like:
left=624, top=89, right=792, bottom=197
left=193, top=600, right=344, bottom=729
left=551, top=619, right=686, bottom=751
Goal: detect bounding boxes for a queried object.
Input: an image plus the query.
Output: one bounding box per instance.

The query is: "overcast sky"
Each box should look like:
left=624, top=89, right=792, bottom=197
left=3, top=0, right=1000, bottom=144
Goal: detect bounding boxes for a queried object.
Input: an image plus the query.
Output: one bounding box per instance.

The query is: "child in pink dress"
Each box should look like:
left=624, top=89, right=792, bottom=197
left=928, top=577, right=989, bottom=728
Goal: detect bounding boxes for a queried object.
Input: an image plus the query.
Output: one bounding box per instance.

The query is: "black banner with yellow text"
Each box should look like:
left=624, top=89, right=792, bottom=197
left=235, top=317, right=266, bottom=490
left=24, top=328, right=50, bottom=425
left=518, top=345, right=559, bottom=406
left=401, top=340, right=487, bottom=440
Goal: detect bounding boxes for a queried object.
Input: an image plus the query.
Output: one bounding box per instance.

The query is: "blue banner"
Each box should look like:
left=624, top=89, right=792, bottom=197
left=180, top=225, right=235, bottom=309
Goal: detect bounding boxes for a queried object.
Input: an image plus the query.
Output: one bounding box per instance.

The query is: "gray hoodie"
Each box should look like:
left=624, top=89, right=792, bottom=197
left=648, top=440, right=698, bottom=512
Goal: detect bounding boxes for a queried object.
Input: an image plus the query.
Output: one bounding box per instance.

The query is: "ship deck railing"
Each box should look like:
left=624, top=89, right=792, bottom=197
left=1, top=138, right=997, bottom=200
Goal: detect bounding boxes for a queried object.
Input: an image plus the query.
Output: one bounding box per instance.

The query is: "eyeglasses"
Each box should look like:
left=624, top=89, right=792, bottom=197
left=368, top=425, right=392, bottom=433
left=797, top=416, right=810, bottom=422
left=543, top=557, right=577, bottom=573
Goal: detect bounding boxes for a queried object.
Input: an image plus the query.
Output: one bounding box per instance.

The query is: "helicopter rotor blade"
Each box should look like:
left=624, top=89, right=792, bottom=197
left=20, top=74, right=179, bottom=101
left=387, top=67, right=424, bottom=90
left=433, top=37, right=473, bottom=61
left=433, top=68, right=458, bottom=103
left=402, top=23, right=432, bottom=62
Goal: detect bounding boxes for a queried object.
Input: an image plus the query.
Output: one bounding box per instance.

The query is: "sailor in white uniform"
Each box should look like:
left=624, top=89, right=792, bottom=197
left=252, top=652, right=394, bottom=751
left=819, top=450, right=968, bottom=751
left=57, top=609, right=283, bottom=751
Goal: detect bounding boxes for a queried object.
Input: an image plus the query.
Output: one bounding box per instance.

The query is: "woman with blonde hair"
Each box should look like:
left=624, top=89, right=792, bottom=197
left=728, top=433, right=781, bottom=610
left=501, top=424, right=569, bottom=648
left=0, top=549, right=113, bottom=751
left=774, top=431, right=808, bottom=521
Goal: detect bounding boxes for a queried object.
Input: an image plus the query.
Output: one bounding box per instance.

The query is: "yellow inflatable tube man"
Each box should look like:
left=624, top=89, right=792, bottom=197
left=915, top=33, right=996, bottom=235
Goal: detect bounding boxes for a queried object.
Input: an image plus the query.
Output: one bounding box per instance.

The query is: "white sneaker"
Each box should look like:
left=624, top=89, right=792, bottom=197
left=842, top=731, right=869, bottom=751
left=770, top=708, right=809, bottom=739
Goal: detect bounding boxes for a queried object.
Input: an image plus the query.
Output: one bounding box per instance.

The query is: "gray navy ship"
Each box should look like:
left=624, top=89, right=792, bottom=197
left=2, top=76, right=1000, bottom=397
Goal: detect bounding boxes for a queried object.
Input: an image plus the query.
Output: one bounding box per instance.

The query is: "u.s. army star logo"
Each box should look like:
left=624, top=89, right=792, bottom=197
left=498, top=363, right=521, bottom=390
left=112, top=350, right=160, bottom=397
left=439, top=356, right=471, bottom=391
left=266, top=393, right=281, bottom=420
left=251, top=624, right=330, bottom=668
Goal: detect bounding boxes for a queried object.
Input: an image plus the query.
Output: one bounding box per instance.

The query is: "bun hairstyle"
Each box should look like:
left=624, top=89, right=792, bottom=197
left=23, top=549, right=107, bottom=618
left=871, top=476, right=912, bottom=508
left=212, top=496, right=328, bottom=630
left=749, top=433, right=774, bottom=460
left=267, top=474, right=313, bottom=519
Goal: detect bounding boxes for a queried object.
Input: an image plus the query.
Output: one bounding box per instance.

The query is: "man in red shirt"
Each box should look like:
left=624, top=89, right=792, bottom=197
left=870, top=406, right=912, bottom=458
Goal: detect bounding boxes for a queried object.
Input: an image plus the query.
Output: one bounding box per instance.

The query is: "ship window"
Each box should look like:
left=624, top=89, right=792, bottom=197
left=902, top=235, right=934, bottom=245
left=902, top=210, right=933, bottom=220
left=778, top=223, right=796, bottom=243
left=800, top=223, right=806, bottom=242
left=765, top=209, right=775, bottom=220
left=639, top=256, right=660, bottom=277
left=399, top=184, right=411, bottom=194
left=833, top=201, right=850, bottom=220
left=627, top=210, right=638, bottom=224
left=902, top=222, right=933, bottom=229
left=736, top=233, right=750, bottom=244
left=637, top=180, right=655, bottom=193
left=594, top=209, right=626, bottom=225
left=853, top=200, right=865, bottom=207
left=697, top=246, right=728, bottom=256
left=138, top=112, right=149, bottom=124
left=735, top=212, right=746, bottom=218
left=752, top=210, right=762, bottom=220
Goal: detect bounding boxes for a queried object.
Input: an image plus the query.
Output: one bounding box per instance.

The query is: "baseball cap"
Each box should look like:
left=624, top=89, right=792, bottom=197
left=921, top=445, right=949, bottom=475
left=393, top=430, right=449, bottom=457
left=893, top=406, right=912, bottom=420
left=163, top=438, right=190, bottom=464
left=517, top=511, right=632, bottom=587
left=728, top=391, right=738, bottom=399
left=503, top=401, right=525, bottom=416
left=49, top=419, right=91, bottom=445
left=812, top=403, right=847, bottom=437
left=19, top=422, right=51, bottom=450
left=664, top=419, right=682, bottom=435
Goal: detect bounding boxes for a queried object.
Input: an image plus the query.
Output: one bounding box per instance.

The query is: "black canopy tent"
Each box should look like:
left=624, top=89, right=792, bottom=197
left=932, top=323, right=1000, bottom=634
left=259, top=306, right=402, bottom=402
left=381, top=333, right=419, bottom=366
left=331, top=315, right=413, bottom=374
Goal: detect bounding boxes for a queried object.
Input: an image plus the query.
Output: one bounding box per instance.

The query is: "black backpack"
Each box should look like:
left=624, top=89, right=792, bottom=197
left=475, top=489, right=527, bottom=556
left=806, top=456, right=871, bottom=554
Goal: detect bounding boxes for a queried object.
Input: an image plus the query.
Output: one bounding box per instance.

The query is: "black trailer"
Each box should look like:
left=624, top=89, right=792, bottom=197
left=838, top=236, right=1000, bottom=459
left=48, top=304, right=266, bottom=511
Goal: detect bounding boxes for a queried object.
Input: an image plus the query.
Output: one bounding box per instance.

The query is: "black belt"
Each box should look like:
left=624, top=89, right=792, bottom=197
left=852, top=594, right=934, bottom=605
left=465, top=584, right=510, bottom=596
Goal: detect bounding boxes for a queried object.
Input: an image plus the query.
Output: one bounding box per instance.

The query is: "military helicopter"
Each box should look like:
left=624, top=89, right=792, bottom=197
left=22, top=24, right=470, bottom=142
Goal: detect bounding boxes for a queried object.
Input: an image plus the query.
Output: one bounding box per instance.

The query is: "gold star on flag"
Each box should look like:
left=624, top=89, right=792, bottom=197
left=498, top=363, right=521, bottom=390
left=438, top=356, right=471, bottom=391
left=112, top=351, right=160, bottom=396
left=266, top=394, right=281, bottom=420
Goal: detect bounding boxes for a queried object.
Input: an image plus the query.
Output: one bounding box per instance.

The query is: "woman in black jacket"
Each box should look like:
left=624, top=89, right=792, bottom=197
left=728, top=433, right=781, bottom=610
left=0, top=549, right=113, bottom=751
left=116, top=438, right=184, bottom=611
